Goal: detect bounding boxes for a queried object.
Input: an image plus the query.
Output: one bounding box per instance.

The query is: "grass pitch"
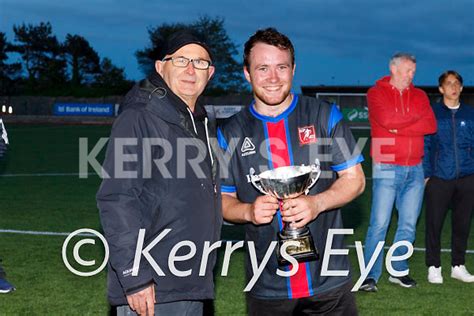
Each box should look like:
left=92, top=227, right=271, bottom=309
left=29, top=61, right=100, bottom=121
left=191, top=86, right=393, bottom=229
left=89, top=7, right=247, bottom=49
left=0, top=125, right=473, bottom=315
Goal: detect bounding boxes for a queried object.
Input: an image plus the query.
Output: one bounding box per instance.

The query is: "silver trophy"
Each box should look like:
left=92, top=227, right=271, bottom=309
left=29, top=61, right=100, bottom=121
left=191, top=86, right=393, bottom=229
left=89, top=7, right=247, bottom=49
left=250, top=160, right=321, bottom=265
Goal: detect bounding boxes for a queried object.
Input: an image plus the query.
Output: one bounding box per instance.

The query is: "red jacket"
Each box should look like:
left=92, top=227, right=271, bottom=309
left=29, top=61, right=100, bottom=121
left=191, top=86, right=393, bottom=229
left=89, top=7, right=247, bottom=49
left=368, top=76, right=437, bottom=166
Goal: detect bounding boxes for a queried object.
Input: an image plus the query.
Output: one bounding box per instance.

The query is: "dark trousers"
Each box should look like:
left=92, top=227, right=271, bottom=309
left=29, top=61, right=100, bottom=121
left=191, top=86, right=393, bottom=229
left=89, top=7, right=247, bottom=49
left=246, top=282, right=357, bottom=316
left=425, top=175, right=474, bottom=267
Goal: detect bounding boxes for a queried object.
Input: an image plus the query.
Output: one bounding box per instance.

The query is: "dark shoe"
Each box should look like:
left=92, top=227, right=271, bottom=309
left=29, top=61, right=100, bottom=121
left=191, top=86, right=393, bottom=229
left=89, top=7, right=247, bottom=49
left=359, top=278, right=378, bottom=292
left=0, top=278, right=15, bottom=293
left=388, top=275, right=417, bottom=288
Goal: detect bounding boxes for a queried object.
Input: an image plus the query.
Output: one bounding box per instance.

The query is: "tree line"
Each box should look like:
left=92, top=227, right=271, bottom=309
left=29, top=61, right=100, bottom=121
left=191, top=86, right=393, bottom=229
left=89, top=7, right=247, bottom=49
left=0, top=16, right=246, bottom=97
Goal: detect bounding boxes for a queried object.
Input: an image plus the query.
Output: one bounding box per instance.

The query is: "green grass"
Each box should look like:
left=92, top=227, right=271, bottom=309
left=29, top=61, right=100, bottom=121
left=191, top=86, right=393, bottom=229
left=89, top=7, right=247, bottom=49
left=0, top=125, right=473, bottom=315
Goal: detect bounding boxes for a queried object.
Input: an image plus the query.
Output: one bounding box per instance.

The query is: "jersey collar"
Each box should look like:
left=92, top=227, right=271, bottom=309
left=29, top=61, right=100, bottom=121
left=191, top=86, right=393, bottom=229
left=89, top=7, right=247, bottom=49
left=249, top=93, right=298, bottom=122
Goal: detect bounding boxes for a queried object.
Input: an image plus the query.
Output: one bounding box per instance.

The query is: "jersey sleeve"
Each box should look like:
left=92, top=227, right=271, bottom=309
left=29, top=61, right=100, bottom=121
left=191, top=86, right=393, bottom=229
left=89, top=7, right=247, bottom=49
left=217, top=126, right=237, bottom=193
left=326, top=104, right=364, bottom=172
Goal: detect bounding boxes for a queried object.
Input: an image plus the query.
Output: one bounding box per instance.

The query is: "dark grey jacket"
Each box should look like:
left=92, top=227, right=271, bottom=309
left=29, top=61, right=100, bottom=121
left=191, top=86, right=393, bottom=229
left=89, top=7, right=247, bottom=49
left=97, top=72, right=222, bottom=306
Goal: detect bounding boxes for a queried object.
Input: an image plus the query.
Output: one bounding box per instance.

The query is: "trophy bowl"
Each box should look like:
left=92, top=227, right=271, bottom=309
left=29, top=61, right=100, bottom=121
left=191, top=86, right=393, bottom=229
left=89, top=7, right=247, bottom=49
left=250, top=163, right=320, bottom=199
left=258, top=165, right=316, bottom=199
left=249, top=161, right=321, bottom=265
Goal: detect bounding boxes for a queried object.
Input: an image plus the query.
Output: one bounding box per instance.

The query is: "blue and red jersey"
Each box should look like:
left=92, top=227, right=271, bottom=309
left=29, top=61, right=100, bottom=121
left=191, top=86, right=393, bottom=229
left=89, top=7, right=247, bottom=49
left=218, top=94, right=364, bottom=299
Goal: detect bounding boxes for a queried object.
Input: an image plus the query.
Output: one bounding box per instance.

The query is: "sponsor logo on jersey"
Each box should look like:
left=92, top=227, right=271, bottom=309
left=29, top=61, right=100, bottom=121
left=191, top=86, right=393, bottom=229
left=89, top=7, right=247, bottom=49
left=298, top=125, right=317, bottom=145
left=241, top=137, right=256, bottom=156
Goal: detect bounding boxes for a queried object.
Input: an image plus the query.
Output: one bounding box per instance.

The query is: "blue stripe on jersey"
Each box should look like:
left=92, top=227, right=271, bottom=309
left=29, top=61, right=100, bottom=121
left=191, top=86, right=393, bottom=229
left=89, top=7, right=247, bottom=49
left=262, top=122, right=273, bottom=170
left=276, top=210, right=283, bottom=231
left=216, top=127, right=228, bottom=151
left=221, top=185, right=236, bottom=193
left=284, top=118, right=294, bottom=165
left=305, top=262, right=314, bottom=296
left=286, top=266, right=293, bottom=298
left=327, top=103, right=343, bottom=136
left=331, top=154, right=364, bottom=172
left=249, top=94, right=299, bottom=122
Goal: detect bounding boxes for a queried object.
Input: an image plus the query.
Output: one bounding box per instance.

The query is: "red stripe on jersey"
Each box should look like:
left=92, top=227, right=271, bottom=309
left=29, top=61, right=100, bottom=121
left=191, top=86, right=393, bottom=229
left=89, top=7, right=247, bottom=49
left=265, top=120, right=311, bottom=299
left=266, top=121, right=290, bottom=168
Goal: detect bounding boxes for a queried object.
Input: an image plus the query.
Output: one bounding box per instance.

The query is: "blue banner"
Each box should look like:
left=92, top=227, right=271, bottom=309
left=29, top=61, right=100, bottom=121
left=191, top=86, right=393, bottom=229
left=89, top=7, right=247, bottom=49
left=54, top=103, right=115, bottom=117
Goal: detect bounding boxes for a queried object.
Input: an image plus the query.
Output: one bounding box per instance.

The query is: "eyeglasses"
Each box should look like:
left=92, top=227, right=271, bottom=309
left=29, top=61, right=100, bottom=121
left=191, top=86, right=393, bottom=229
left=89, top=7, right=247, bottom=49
left=162, top=56, right=212, bottom=70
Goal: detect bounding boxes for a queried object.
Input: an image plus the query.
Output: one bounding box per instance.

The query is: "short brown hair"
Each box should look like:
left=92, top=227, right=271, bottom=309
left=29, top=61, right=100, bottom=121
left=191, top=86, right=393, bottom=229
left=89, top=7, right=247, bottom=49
left=243, top=28, right=295, bottom=69
left=438, top=70, right=463, bottom=87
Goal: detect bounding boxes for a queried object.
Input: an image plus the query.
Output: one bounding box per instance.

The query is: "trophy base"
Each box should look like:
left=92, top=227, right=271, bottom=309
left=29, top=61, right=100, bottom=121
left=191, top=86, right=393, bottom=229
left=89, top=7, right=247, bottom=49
left=276, top=227, right=319, bottom=266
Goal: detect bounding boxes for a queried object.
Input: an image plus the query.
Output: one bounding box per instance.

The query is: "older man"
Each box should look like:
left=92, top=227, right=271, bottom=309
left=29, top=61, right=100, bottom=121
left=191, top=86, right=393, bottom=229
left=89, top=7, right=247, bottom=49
left=360, top=53, right=437, bottom=291
left=97, top=30, right=222, bottom=315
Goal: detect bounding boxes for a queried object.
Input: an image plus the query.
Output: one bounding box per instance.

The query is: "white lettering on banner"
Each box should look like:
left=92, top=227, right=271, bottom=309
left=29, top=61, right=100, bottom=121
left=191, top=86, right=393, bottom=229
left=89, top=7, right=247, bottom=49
left=221, top=240, right=244, bottom=276
left=142, top=138, right=172, bottom=179
left=64, top=230, right=415, bottom=292
left=244, top=241, right=277, bottom=292
left=276, top=241, right=299, bottom=277
left=321, top=229, right=353, bottom=276
left=385, top=241, right=414, bottom=277
left=169, top=241, right=197, bottom=277
left=114, top=138, right=138, bottom=178
left=199, top=240, right=223, bottom=276
left=79, top=136, right=373, bottom=180
left=352, top=241, right=384, bottom=291
left=132, top=228, right=170, bottom=276
left=79, top=137, right=109, bottom=179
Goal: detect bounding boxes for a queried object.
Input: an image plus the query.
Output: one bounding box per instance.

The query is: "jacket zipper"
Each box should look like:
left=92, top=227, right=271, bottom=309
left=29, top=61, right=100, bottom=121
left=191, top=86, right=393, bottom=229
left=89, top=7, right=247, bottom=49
left=399, top=90, right=405, bottom=115
left=204, top=117, right=217, bottom=195
left=406, top=137, right=412, bottom=165
left=452, top=111, right=460, bottom=178
left=184, top=107, right=217, bottom=195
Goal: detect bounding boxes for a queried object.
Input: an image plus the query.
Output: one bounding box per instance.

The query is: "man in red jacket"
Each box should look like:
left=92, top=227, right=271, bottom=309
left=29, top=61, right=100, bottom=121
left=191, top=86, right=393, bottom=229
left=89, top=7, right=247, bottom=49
left=359, top=53, right=437, bottom=292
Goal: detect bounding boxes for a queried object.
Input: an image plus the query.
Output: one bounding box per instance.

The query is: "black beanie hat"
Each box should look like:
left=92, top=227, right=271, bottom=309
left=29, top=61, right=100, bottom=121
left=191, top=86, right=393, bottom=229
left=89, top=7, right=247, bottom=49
left=160, top=30, right=213, bottom=61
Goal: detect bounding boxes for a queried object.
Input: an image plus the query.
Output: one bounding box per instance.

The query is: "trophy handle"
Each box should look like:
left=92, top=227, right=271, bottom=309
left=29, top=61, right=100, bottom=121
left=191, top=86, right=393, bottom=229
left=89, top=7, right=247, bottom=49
left=305, top=159, right=321, bottom=195
left=249, top=167, right=267, bottom=195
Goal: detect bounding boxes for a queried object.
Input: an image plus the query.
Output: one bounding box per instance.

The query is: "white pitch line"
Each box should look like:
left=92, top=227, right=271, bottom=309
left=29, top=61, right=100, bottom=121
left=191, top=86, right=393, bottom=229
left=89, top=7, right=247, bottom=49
left=1, top=229, right=473, bottom=254
left=0, top=172, right=98, bottom=177
left=0, top=229, right=96, bottom=237
left=345, top=244, right=474, bottom=254
left=0, top=173, right=374, bottom=180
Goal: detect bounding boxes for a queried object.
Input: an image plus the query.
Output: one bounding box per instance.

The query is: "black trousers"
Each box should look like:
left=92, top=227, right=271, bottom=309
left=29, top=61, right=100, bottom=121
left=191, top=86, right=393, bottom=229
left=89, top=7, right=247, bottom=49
left=246, top=282, right=357, bottom=316
left=425, top=174, right=474, bottom=267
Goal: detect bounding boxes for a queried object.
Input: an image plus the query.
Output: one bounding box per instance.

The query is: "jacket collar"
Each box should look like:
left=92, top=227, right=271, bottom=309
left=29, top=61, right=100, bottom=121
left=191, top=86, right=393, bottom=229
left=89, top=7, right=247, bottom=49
left=376, top=75, right=414, bottom=93
left=146, top=72, right=207, bottom=122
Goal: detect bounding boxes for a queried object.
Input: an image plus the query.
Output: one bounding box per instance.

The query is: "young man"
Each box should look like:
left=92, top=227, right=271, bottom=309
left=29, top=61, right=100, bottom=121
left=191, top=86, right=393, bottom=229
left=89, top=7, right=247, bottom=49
left=218, top=28, right=365, bottom=315
left=97, top=31, right=222, bottom=315
left=424, top=70, right=474, bottom=284
left=360, top=53, right=437, bottom=291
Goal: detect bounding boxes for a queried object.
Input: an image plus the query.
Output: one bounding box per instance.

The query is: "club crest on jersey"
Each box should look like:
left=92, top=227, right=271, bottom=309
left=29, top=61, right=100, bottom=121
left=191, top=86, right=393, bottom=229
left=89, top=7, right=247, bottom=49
left=298, top=125, right=317, bottom=145
left=241, top=137, right=256, bottom=156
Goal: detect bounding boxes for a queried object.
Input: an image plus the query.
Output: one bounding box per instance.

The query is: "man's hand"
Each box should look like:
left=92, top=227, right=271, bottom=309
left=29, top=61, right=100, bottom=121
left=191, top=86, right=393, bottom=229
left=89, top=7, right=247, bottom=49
left=248, top=195, right=279, bottom=225
left=281, top=195, right=322, bottom=228
left=126, top=284, right=155, bottom=315
left=389, top=129, right=398, bottom=134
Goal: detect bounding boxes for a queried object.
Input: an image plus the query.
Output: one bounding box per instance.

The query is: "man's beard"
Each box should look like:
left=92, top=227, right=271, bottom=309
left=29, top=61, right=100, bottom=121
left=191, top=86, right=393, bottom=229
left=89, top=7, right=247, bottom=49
left=253, top=86, right=292, bottom=106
